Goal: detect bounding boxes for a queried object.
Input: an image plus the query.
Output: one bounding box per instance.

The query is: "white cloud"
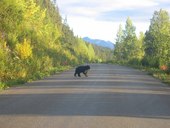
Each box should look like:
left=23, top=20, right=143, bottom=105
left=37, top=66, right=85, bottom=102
left=156, top=0, right=170, bottom=2
left=56, top=0, right=170, bottom=42
left=58, top=0, right=158, bottom=17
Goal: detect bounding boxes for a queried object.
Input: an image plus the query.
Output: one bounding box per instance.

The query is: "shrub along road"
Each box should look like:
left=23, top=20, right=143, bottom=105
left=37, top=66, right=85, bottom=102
left=0, top=64, right=170, bottom=128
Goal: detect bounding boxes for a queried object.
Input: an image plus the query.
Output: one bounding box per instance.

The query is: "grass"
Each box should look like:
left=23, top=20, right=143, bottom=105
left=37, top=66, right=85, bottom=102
left=131, top=65, right=170, bottom=85
left=148, top=68, right=170, bottom=85
left=0, top=65, right=72, bottom=90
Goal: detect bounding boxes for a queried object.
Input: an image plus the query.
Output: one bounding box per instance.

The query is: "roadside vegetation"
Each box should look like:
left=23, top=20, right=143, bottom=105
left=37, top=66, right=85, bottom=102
left=0, top=0, right=113, bottom=89
left=0, top=0, right=169, bottom=89
left=113, top=9, right=170, bottom=85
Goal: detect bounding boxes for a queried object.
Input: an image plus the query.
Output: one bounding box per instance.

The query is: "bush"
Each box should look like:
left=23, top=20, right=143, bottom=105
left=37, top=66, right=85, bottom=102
left=128, top=58, right=141, bottom=65
left=15, top=38, right=32, bottom=60
left=0, top=82, right=7, bottom=90
left=142, top=56, right=159, bottom=68
left=168, top=63, right=170, bottom=74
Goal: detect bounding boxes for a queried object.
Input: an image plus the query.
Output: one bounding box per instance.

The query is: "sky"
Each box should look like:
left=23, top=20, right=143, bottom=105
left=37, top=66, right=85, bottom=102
left=55, top=0, right=170, bottom=43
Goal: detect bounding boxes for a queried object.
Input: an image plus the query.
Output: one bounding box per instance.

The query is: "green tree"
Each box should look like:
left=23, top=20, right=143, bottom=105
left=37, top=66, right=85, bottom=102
left=123, top=17, right=137, bottom=61
left=114, top=17, right=138, bottom=63
left=74, top=38, right=89, bottom=62
left=136, top=32, right=145, bottom=60
left=114, top=17, right=145, bottom=65
left=144, top=9, right=170, bottom=67
left=114, top=24, right=124, bottom=61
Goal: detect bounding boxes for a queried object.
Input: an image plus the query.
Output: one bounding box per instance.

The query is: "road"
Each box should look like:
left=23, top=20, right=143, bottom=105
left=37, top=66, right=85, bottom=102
left=0, top=64, right=170, bottom=128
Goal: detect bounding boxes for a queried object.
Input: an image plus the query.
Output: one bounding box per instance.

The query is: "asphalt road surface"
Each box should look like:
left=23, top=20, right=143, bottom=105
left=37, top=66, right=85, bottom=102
left=0, top=64, right=170, bottom=128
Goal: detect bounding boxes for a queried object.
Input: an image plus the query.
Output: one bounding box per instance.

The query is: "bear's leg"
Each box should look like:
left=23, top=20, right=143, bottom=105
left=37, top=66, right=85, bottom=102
left=78, top=73, right=81, bottom=77
left=83, top=72, right=88, bottom=77
left=74, top=72, right=77, bottom=77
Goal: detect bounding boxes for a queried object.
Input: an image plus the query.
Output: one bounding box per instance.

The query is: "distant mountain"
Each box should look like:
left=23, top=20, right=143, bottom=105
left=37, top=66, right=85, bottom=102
left=83, top=37, right=114, bottom=49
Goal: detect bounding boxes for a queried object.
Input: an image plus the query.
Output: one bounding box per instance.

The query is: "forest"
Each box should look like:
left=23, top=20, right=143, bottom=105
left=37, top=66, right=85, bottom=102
left=0, top=0, right=170, bottom=88
left=114, top=10, right=170, bottom=83
left=0, top=0, right=113, bottom=88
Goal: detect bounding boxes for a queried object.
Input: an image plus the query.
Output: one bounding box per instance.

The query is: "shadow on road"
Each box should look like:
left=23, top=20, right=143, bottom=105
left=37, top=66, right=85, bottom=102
left=0, top=64, right=170, bottom=119
left=0, top=92, right=170, bottom=119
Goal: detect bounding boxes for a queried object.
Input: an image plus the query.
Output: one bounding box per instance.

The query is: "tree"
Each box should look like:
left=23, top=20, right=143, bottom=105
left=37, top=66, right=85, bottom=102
left=87, top=44, right=95, bottom=61
left=0, top=0, right=114, bottom=87
left=123, top=17, right=137, bottom=61
left=114, top=17, right=145, bottom=65
left=114, top=17, right=138, bottom=63
left=136, top=32, right=145, bottom=60
left=114, top=24, right=124, bottom=61
left=144, top=9, right=170, bottom=67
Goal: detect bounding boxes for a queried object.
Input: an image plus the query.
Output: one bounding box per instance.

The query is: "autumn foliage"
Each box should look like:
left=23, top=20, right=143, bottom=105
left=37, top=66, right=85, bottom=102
left=160, top=65, right=168, bottom=71
left=0, top=0, right=112, bottom=88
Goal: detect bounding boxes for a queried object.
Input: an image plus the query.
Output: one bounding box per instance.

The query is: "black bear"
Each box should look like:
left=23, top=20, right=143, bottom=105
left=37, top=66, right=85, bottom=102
left=74, top=65, right=90, bottom=77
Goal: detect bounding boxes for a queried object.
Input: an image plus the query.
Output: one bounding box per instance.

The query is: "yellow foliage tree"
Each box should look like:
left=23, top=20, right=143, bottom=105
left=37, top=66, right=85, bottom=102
left=87, top=44, right=95, bottom=61
left=16, top=39, right=32, bottom=60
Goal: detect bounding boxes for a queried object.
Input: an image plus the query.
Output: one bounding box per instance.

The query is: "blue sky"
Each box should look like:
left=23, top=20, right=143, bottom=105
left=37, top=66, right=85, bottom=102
left=56, top=0, right=170, bottom=43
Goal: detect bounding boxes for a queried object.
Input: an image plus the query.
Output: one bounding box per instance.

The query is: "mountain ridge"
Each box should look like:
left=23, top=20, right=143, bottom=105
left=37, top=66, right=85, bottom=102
left=83, top=37, right=114, bottom=49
